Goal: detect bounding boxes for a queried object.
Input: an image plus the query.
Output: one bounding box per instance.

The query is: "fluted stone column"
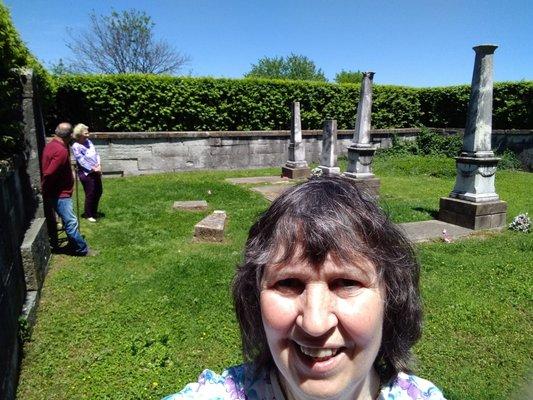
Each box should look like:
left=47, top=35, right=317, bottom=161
left=282, top=101, right=310, bottom=179
left=439, top=45, right=507, bottom=230
left=343, top=72, right=380, bottom=195
left=318, top=119, right=340, bottom=175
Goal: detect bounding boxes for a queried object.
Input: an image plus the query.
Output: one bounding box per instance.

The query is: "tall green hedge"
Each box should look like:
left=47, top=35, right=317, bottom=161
left=418, top=82, right=533, bottom=128
left=51, top=75, right=532, bottom=132
left=0, top=1, right=52, bottom=157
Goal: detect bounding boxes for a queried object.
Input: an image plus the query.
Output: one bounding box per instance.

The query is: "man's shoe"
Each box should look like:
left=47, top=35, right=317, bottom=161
left=87, top=217, right=97, bottom=223
left=84, top=249, right=99, bottom=257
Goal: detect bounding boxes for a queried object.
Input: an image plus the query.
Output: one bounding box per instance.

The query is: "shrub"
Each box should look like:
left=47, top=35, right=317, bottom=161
left=378, top=128, right=462, bottom=158
left=50, top=74, right=532, bottom=133
left=0, top=1, right=53, bottom=158
left=496, top=149, right=523, bottom=171
left=415, top=128, right=462, bottom=157
left=419, top=82, right=533, bottom=129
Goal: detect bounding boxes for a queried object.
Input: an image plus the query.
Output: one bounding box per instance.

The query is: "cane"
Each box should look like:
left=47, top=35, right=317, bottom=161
left=74, top=164, right=81, bottom=234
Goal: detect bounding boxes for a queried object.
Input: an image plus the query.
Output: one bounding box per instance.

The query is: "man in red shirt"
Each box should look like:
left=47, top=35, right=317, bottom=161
left=42, top=122, right=91, bottom=256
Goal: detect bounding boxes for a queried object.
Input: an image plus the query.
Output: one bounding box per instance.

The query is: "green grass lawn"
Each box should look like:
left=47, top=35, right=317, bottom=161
left=17, top=156, right=532, bottom=399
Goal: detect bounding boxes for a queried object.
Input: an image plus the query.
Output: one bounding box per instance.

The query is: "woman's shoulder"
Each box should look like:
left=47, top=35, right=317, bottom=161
left=71, top=142, right=85, bottom=152
left=162, top=364, right=250, bottom=400
left=379, top=372, right=446, bottom=399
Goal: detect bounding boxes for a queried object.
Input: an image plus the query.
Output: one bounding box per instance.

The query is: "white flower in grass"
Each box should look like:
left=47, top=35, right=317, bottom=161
left=508, top=213, right=531, bottom=233
left=311, top=167, right=323, bottom=178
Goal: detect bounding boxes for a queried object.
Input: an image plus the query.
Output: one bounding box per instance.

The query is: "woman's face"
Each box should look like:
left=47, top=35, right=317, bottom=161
left=260, top=253, right=384, bottom=400
left=76, top=131, right=89, bottom=143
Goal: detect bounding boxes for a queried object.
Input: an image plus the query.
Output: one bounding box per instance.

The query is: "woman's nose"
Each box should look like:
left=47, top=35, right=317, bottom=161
left=296, top=283, right=337, bottom=336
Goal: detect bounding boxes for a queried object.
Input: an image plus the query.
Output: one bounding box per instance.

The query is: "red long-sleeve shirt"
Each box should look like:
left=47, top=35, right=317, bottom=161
left=41, top=138, right=74, bottom=198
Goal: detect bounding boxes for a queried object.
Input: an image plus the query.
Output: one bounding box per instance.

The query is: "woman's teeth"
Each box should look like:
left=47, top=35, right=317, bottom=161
left=299, top=345, right=339, bottom=359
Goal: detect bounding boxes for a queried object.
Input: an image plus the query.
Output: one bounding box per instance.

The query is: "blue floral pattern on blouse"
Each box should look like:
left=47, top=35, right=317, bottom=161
left=163, top=364, right=445, bottom=399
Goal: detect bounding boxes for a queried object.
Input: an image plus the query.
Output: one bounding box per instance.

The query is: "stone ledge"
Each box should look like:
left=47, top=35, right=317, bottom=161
left=194, top=210, right=227, bottom=242
left=173, top=200, right=208, bottom=211
left=21, top=290, right=40, bottom=330
left=20, top=218, right=50, bottom=291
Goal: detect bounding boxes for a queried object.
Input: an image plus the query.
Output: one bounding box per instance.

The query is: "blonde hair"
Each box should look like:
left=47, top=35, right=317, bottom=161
left=73, top=123, right=89, bottom=139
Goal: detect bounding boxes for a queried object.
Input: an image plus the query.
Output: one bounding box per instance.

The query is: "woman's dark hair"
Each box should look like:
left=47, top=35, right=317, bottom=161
left=232, top=176, right=422, bottom=382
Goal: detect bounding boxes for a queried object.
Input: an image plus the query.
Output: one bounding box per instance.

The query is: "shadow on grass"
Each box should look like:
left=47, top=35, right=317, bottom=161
left=412, top=206, right=439, bottom=220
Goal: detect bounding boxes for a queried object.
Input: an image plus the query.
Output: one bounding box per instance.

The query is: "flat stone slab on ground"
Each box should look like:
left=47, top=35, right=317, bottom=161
left=225, top=176, right=292, bottom=185
left=173, top=200, right=208, bottom=211
left=194, top=210, right=227, bottom=242
left=251, top=185, right=294, bottom=202
left=399, top=220, right=474, bottom=243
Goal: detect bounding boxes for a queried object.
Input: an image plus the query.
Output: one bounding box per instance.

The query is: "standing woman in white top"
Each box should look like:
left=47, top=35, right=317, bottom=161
left=71, top=123, right=103, bottom=222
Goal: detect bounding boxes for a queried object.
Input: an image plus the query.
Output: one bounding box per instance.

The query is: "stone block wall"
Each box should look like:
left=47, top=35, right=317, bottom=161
left=89, top=128, right=531, bottom=176
left=0, top=156, right=50, bottom=400
left=0, top=157, right=29, bottom=400
left=90, top=130, right=355, bottom=176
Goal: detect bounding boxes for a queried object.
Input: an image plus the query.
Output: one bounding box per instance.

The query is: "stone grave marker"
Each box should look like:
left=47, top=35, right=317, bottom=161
left=439, top=44, right=507, bottom=230
left=194, top=210, right=227, bottom=242
left=318, top=119, right=340, bottom=175
left=281, top=101, right=310, bottom=179
left=173, top=200, right=208, bottom=211
left=343, top=72, right=380, bottom=195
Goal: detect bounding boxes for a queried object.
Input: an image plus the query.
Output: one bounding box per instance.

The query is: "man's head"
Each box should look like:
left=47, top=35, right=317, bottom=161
left=55, top=123, right=73, bottom=142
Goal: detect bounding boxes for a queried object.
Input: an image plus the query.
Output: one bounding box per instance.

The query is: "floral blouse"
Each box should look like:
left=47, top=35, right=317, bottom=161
left=162, top=364, right=445, bottom=399
left=71, top=139, right=100, bottom=175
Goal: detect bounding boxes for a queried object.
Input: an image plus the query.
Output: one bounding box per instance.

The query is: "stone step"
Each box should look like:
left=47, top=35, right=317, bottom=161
left=194, top=210, right=227, bottom=242
left=173, top=200, right=208, bottom=211
left=398, top=220, right=475, bottom=243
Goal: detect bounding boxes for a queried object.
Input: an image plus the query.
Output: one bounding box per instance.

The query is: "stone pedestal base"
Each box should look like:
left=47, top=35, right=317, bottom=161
left=281, top=165, right=310, bottom=179
left=439, top=197, right=507, bottom=230
left=346, top=145, right=376, bottom=176
left=342, top=175, right=380, bottom=197
left=318, top=166, right=340, bottom=176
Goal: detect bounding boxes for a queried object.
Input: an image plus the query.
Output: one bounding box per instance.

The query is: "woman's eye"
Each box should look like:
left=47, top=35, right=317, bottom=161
left=330, top=279, right=361, bottom=291
left=275, top=279, right=304, bottom=294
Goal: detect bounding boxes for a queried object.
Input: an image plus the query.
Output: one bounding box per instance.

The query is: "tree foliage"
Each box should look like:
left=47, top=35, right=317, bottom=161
left=335, top=69, right=363, bottom=84
left=48, top=59, right=76, bottom=76
left=245, top=54, right=327, bottom=82
left=66, top=9, right=189, bottom=74
left=0, top=1, right=51, bottom=157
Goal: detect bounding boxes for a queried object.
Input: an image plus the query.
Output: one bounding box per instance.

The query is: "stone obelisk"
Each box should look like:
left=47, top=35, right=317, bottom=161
left=343, top=72, right=380, bottom=195
left=439, top=44, right=507, bottom=229
left=282, top=101, right=310, bottom=179
left=318, top=119, right=340, bottom=175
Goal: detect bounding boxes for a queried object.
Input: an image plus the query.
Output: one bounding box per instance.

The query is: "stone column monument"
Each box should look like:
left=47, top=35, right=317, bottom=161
left=343, top=72, right=380, bottom=195
left=318, top=119, right=340, bottom=175
left=439, top=44, right=507, bottom=229
left=282, top=101, right=310, bottom=179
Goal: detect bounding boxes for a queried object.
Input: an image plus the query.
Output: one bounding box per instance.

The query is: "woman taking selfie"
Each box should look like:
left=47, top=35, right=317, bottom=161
left=164, top=176, right=445, bottom=400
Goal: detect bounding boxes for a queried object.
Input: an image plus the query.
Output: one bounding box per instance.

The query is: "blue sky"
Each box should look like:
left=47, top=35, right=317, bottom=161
left=5, top=0, right=532, bottom=87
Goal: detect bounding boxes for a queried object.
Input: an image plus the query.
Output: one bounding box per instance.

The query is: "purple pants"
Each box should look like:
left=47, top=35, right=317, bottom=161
left=78, top=171, right=103, bottom=218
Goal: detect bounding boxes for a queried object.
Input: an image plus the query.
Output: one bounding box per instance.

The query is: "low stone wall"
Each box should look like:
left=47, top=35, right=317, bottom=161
left=90, top=130, right=353, bottom=176
left=0, top=156, right=50, bottom=400
left=90, top=128, right=532, bottom=176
